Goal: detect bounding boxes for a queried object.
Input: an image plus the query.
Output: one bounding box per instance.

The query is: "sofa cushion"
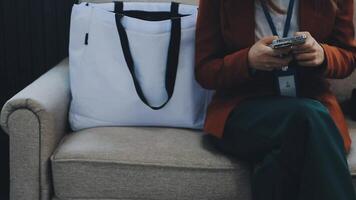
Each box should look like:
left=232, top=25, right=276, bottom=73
left=329, top=71, right=356, bottom=103
left=51, top=127, right=252, bottom=200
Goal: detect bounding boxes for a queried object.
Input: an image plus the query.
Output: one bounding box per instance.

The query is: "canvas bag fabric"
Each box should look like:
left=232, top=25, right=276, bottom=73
left=69, top=2, right=212, bottom=131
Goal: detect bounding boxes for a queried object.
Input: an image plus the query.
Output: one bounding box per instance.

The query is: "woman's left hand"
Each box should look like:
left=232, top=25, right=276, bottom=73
left=292, top=32, right=325, bottom=67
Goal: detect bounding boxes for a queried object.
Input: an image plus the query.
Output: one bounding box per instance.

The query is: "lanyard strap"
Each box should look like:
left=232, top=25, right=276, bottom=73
left=260, top=0, right=295, bottom=37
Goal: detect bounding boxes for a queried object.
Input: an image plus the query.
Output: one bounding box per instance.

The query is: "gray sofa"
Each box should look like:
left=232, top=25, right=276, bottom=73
left=2, top=0, right=356, bottom=200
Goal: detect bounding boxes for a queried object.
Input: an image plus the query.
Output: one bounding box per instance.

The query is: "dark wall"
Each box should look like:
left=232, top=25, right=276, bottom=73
left=0, top=0, right=76, bottom=198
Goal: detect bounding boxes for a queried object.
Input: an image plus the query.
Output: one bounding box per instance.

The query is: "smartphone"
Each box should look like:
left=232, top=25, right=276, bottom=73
left=270, top=35, right=307, bottom=49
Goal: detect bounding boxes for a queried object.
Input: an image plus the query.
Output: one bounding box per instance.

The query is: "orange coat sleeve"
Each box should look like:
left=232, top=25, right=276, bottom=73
left=195, top=0, right=253, bottom=90
left=321, top=0, right=356, bottom=79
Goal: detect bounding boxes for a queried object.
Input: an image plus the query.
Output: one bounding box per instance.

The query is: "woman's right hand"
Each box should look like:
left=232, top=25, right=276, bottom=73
left=248, top=36, right=293, bottom=71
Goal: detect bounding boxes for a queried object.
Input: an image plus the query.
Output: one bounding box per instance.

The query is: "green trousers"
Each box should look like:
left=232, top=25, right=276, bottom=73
left=210, top=97, right=356, bottom=200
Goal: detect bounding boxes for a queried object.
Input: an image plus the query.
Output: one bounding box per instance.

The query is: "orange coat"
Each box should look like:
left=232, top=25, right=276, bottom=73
left=195, top=0, right=356, bottom=153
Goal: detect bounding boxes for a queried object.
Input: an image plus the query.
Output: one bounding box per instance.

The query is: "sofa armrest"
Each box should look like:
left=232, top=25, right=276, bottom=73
left=0, top=58, right=70, bottom=200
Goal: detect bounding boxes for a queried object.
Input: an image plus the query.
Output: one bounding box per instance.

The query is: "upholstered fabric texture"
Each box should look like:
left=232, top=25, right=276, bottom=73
left=51, top=127, right=252, bottom=200
left=0, top=59, right=71, bottom=200
left=49, top=119, right=356, bottom=200
left=329, top=72, right=356, bottom=102
left=1, top=1, right=356, bottom=200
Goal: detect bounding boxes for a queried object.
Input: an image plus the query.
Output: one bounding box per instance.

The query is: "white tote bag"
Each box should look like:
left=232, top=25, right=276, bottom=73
left=69, top=2, right=212, bottom=131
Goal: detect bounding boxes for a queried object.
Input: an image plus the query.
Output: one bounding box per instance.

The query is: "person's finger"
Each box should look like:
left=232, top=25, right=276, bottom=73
left=265, top=46, right=280, bottom=56
left=263, top=59, right=286, bottom=69
left=267, top=63, right=287, bottom=70
left=293, top=36, right=316, bottom=51
left=270, top=55, right=293, bottom=63
left=292, top=48, right=315, bottom=54
left=263, top=63, right=280, bottom=70
left=297, top=60, right=319, bottom=67
left=294, top=53, right=316, bottom=61
left=294, top=31, right=311, bottom=37
left=262, top=65, right=275, bottom=71
left=260, top=35, right=279, bottom=45
left=292, top=39, right=315, bottom=51
left=274, top=47, right=293, bottom=55
left=292, top=32, right=314, bottom=50
left=266, top=47, right=291, bottom=57
left=298, top=61, right=313, bottom=66
left=267, top=56, right=293, bottom=67
left=267, top=50, right=281, bottom=57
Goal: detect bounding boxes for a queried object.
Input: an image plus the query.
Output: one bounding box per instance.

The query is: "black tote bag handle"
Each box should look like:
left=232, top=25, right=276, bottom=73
left=114, top=1, right=187, bottom=20
left=114, top=2, right=181, bottom=110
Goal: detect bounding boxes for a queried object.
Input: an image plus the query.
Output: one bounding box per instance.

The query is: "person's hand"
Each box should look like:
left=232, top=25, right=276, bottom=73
left=292, top=32, right=325, bottom=67
left=248, top=36, right=293, bottom=71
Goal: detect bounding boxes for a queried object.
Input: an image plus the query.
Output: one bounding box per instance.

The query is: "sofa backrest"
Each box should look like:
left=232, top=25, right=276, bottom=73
left=78, top=0, right=356, bottom=102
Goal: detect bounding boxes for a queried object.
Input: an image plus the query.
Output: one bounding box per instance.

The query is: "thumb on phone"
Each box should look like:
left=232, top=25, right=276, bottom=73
left=259, top=35, right=279, bottom=46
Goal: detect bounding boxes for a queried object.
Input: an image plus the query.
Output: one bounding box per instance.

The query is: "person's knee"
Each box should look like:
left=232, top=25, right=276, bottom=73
left=289, top=99, right=329, bottom=119
left=287, top=99, right=336, bottom=141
